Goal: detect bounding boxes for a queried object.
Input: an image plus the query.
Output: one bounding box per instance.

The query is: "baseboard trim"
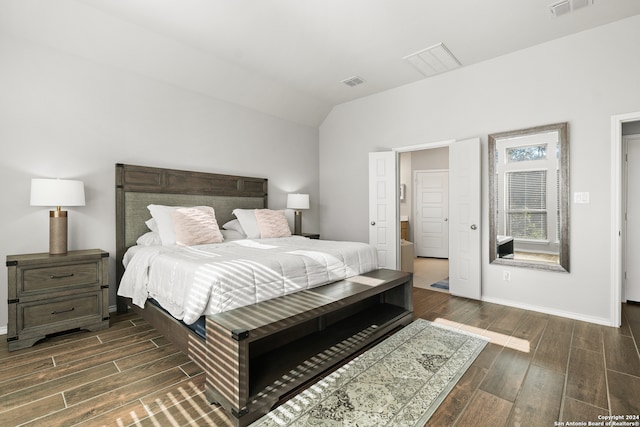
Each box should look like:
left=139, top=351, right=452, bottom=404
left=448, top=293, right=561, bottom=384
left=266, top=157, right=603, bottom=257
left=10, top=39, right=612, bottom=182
left=480, top=296, right=614, bottom=327
left=4, top=302, right=614, bottom=338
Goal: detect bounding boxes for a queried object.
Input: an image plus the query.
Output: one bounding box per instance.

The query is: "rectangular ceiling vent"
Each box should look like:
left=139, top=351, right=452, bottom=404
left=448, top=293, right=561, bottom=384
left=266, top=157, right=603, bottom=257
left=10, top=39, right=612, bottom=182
left=403, top=42, right=461, bottom=78
left=341, top=76, right=366, bottom=87
left=571, top=0, right=592, bottom=10
left=549, top=0, right=571, bottom=17
left=549, top=0, right=593, bottom=17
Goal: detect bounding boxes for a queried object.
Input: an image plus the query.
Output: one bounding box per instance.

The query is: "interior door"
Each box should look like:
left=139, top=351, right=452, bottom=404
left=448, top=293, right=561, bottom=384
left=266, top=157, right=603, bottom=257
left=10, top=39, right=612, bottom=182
left=625, top=135, right=640, bottom=302
left=369, top=151, right=398, bottom=269
left=449, top=138, right=481, bottom=299
left=414, top=170, right=449, bottom=258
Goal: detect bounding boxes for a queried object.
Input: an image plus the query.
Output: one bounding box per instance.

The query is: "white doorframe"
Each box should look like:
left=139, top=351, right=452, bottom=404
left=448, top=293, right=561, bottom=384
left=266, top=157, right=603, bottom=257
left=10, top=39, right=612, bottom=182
left=393, top=138, right=482, bottom=301
left=391, top=139, right=456, bottom=270
left=394, top=140, right=456, bottom=268
left=624, top=134, right=640, bottom=303
left=611, top=111, right=640, bottom=327
left=394, top=140, right=456, bottom=153
left=391, top=139, right=456, bottom=247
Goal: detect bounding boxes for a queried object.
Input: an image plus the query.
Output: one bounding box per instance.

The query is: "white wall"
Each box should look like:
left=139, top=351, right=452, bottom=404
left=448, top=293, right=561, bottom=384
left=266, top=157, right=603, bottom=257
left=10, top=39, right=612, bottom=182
left=0, top=26, right=319, bottom=331
left=319, top=15, right=640, bottom=325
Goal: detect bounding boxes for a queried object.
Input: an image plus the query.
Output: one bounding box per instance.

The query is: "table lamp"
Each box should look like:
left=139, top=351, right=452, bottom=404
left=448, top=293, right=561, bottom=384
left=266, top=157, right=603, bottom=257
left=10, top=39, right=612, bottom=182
left=287, top=193, right=309, bottom=235
left=30, top=178, right=85, bottom=254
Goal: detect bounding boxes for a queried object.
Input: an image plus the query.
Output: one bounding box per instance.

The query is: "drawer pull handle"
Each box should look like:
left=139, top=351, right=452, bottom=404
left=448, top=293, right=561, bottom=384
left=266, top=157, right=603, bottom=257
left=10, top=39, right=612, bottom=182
left=50, top=273, right=74, bottom=279
left=52, top=307, right=75, bottom=315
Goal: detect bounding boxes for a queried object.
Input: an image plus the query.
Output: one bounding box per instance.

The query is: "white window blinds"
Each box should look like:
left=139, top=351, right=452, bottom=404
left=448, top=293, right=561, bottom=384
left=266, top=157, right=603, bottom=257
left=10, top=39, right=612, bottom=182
left=506, top=170, right=547, bottom=240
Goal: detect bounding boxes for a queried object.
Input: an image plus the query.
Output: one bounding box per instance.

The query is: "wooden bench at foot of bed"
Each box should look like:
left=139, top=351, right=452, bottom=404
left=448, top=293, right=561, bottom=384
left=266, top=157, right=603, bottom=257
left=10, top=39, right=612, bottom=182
left=205, top=268, right=413, bottom=426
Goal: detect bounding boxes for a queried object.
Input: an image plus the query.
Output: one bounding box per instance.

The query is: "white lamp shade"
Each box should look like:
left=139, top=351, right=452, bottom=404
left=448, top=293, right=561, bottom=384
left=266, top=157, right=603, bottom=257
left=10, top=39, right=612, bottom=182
left=30, top=179, right=85, bottom=207
left=287, top=193, right=309, bottom=210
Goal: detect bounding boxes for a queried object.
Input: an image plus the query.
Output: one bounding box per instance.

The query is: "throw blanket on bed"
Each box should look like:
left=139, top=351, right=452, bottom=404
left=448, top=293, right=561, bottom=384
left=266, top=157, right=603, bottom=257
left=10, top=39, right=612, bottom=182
left=118, top=236, right=378, bottom=324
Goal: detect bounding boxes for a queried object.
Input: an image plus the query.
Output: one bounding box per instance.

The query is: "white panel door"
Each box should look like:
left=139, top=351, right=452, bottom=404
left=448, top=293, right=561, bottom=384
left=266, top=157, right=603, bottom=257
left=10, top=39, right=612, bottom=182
left=625, top=135, right=640, bottom=302
left=449, top=138, right=481, bottom=299
left=369, top=152, right=398, bottom=269
left=415, top=170, right=449, bottom=258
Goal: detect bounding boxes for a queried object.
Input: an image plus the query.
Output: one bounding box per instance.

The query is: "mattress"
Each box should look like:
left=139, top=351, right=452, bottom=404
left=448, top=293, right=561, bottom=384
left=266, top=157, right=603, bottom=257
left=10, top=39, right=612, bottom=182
left=118, top=236, right=378, bottom=325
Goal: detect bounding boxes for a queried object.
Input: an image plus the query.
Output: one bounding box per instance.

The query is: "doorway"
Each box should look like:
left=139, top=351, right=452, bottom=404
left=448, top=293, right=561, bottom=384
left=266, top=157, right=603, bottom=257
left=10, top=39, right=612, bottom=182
left=413, top=257, right=449, bottom=291
left=371, top=137, right=481, bottom=299
left=611, top=112, right=640, bottom=327
left=623, top=131, right=640, bottom=302
left=399, top=147, right=450, bottom=291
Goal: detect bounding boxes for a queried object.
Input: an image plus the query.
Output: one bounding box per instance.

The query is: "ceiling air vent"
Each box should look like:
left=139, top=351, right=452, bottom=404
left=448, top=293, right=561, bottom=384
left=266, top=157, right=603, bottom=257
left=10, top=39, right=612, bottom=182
left=403, top=42, right=461, bottom=78
left=549, top=0, right=593, bottom=17
left=341, top=76, right=366, bottom=87
left=549, top=0, right=571, bottom=17
left=571, top=0, right=592, bottom=10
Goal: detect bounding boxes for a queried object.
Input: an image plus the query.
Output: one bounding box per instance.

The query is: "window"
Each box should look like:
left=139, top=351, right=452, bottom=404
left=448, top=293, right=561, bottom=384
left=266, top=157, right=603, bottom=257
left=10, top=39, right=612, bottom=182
left=507, top=144, right=547, bottom=162
left=506, top=170, right=547, bottom=240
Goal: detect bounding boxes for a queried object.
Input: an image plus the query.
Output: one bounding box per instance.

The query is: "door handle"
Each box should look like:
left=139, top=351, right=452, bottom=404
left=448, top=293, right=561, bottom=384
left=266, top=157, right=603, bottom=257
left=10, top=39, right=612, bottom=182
left=470, top=224, right=478, bottom=230
left=371, top=221, right=376, bottom=226
left=444, top=218, right=448, bottom=222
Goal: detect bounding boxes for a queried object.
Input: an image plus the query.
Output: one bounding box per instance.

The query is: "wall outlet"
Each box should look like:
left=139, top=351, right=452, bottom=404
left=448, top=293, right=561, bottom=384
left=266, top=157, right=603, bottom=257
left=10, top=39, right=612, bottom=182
left=503, top=270, right=511, bottom=281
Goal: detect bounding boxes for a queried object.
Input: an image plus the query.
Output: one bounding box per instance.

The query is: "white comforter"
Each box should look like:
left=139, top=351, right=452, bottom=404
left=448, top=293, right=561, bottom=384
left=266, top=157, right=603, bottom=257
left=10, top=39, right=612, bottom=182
left=118, top=236, right=378, bottom=324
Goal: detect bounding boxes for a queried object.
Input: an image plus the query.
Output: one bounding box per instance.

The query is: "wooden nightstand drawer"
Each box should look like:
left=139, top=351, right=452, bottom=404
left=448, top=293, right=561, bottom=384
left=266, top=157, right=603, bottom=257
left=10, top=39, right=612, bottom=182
left=6, top=249, right=110, bottom=351
left=20, top=292, right=102, bottom=331
left=21, top=261, right=100, bottom=294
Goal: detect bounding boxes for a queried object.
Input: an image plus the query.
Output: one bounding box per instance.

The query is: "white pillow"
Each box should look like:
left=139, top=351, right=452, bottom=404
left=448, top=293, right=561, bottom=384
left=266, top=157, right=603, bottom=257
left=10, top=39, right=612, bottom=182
left=254, top=209, right=292, bottom=238
left=148, top=204, right=182, bottom=245
left=145, top=218, right=158, bottom=232
left=221, top=229, right=246, bottom=241
left=232, top=209, right=261, bottom=239
left=136, top=231, right=162, bottom=246
left=148, top=204, right=221, bottom=246
left=222, top=219, right=246, bottom=235
left=171, top=206, right=223, bottom=246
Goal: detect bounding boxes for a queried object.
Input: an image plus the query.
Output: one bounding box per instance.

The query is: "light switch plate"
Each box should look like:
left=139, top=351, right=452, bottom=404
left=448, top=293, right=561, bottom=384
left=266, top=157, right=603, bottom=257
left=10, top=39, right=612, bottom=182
left=574, top=192, right=590, bottom=204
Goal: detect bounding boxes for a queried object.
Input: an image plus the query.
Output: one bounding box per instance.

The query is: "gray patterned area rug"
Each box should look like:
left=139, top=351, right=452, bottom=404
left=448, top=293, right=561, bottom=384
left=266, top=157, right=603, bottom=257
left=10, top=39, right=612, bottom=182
left=251, top=319, right=488, bottom=427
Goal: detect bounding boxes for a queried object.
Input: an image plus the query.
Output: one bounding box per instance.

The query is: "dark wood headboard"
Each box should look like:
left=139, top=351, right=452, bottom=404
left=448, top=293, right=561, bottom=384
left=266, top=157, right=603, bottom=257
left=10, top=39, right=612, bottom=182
left=115, top=163, right=268, bottom=312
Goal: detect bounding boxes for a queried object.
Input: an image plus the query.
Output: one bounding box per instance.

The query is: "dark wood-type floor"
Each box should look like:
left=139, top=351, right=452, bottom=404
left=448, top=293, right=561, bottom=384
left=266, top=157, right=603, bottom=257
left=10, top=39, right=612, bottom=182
left=1, top=288, right=639, bottom=426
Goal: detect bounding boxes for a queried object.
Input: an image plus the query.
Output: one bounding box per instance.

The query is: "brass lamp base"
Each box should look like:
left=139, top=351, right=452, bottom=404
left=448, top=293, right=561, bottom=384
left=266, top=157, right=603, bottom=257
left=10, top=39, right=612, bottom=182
left=293, top=210, right=303, bottom=235
left=49, top=210, right=68, bottom=255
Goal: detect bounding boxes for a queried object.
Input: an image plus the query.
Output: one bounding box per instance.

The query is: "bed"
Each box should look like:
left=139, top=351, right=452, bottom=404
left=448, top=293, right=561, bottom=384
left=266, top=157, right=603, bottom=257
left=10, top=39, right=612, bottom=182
left=115, top=163, right=413, bottom=426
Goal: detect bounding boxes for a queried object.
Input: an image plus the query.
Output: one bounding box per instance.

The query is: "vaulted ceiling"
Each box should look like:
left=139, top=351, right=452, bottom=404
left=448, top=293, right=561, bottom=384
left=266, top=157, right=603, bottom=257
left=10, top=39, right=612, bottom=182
left=14, top=1, right=640, bottom=126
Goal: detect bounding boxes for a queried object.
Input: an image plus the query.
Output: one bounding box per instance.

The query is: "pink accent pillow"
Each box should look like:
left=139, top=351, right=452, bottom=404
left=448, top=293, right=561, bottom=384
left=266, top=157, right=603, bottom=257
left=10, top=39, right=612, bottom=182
left=170, top=206, right=223, bottom=246
left=254, top=209, right=292, bottom=238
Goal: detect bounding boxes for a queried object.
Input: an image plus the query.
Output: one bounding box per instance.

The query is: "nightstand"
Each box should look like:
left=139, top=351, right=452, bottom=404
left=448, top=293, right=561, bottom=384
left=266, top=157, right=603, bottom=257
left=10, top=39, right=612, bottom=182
left=6, top=249, right=110, bottom=351
left=301, top=233, right=320, bottom=239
